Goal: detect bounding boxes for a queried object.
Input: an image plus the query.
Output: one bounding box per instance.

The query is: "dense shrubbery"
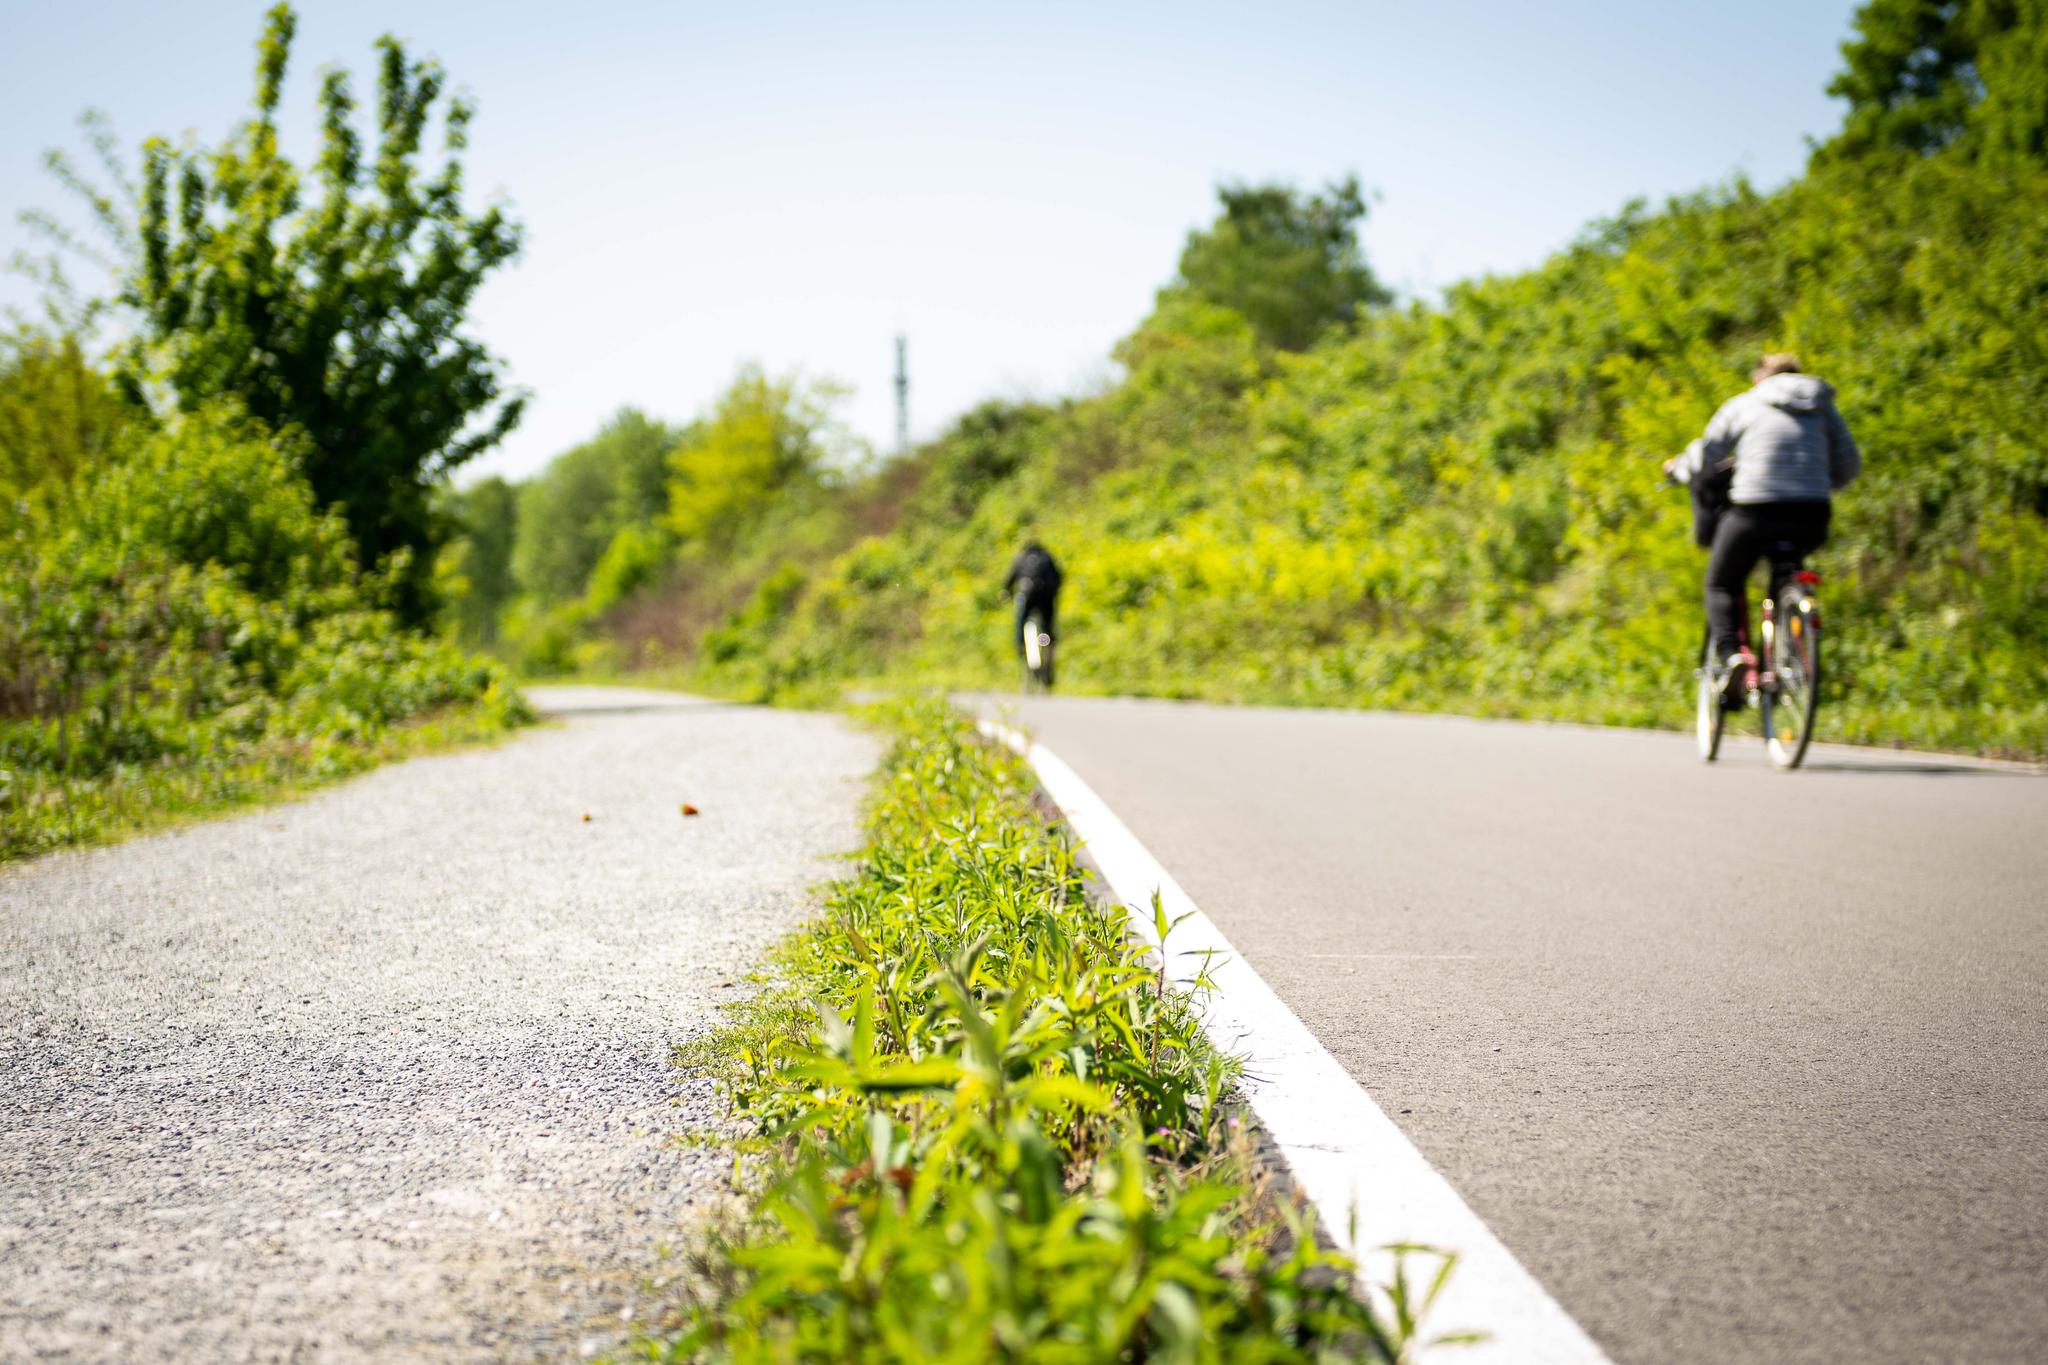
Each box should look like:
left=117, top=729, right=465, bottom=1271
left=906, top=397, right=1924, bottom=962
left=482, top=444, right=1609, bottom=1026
left=0, top=6, right=532, bottom=860
left=451, top=370, right=867, bottom=677
left=648, top=702, right=1456, bottom=1361
left=473, top=0, right=2042, bottom=758
left=0, top=330, right=130, bottom=497
left=0, top=398, right=524, bottom=861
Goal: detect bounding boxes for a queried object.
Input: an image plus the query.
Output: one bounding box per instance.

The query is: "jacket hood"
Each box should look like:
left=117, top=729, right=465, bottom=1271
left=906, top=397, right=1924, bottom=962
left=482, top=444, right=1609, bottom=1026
left=1754, top=372, right=1833, bottom=412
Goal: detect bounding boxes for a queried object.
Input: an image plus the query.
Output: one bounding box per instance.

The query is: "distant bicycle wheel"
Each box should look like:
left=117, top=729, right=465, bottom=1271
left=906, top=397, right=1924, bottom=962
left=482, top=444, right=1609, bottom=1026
left=1763, top=590, right=1821, bottom=770
left=1696, top=635, right=1725, bottom=763
left=1022, top=611, right=1055, bottom=692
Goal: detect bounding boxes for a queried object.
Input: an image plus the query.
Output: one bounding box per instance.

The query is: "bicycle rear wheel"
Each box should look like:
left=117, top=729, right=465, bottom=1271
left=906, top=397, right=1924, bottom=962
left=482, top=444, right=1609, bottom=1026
left=1762, top=592, right=1821, bottom=770
left=1696, top=636, right=1725, bottom=763
left=1022, top=612, right=1054, bottom=692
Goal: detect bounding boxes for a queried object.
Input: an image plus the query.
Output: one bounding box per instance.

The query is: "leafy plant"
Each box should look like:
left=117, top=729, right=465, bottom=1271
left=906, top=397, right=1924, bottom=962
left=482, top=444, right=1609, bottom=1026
left=1824, top=0, right=2048, bottom=162
left=441, top=475, right=519, bottom=645
left=120, top=3, right=523, bottom=622
left=1165, top=177, right=1388, bottom=351
left=666, top=367, right=853, bottom=546
left=641, top=701, right=1462, bottom=1363
left=0, top=326, right=133, bottom=498
left=0, top=403, right=526, bottom=862
left=509, top=409, right=684, bottom=603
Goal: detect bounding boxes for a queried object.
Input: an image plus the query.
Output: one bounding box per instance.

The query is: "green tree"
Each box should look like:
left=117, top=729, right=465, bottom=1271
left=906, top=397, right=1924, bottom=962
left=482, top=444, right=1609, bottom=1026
left=69, top=405, right=358, bottom=603
left=1162, top=177, right=1388, bottom=351
left=0, top=328, right=133, bottom=501
left=667, top=367, right=846, bottom=545
left=583, top=521, right=670, bottom=614
left=510, top=408, right=683, bottom=602
left=1826, top=0, right=2048, bottom=161
left=1971, top=0, right=2048, bottom=160
left=591, top=407, right=684, bottom=531
left=443, top=475, right=518, bottom=643
left=126, top=4, right=523, bottom=622
left=512, top=447, right=617, bottom=603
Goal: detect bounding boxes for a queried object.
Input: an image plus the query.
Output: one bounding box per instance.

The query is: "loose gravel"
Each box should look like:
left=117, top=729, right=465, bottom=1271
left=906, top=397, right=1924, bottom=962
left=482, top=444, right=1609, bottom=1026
left=0, top=688, right=876, bottom=1363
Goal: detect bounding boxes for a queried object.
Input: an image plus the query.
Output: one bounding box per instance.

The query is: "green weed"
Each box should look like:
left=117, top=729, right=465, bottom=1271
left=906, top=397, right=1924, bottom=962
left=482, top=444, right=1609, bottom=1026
left=636, top=699, right=1465, bottom=1363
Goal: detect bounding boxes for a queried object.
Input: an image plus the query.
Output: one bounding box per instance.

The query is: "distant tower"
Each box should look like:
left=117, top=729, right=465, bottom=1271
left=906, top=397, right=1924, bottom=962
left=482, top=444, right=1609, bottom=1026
left=893, top=334, right=909, bottom=455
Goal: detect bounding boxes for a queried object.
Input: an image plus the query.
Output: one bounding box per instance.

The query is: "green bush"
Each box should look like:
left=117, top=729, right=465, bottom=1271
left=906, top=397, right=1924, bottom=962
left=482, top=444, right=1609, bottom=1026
left=0, top=405, right=526, bottom=860
left=509, top=409, right=684, bottom=603
left=585, top=521, right=672, bottom=615
left=0, top=327, right=133, bottom=498
left=499, top=596, right=592, bottom=676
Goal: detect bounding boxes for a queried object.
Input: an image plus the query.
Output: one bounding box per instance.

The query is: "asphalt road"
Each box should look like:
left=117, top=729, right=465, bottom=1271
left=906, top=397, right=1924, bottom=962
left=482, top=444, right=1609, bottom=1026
left=0, top=687, right=874, bottom=1362
left=974, top=696, right=2048, bottom=1365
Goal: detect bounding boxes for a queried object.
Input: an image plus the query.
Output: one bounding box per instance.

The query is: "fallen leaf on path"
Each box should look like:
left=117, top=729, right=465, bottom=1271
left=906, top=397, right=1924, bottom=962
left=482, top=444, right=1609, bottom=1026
left=681, top=803, right=700, bottom=816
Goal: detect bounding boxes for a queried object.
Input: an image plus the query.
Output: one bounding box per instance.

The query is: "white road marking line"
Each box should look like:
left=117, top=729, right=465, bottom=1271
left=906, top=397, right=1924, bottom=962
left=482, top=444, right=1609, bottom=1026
left=979, top=718, right=1613, bottom=1365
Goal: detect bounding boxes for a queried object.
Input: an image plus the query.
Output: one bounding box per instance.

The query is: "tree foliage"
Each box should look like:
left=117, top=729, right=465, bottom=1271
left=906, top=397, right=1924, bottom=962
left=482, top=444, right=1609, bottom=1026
left=1827, top=0, right=2048, bottom=160
left=1162, top=176, right=1388, bottom=351
left=442, top=475, right=518, bottom=644
left=583, top=521, right=671, bottom=616
left=666, top=367, right=848, bottom=545
left=507, top=408, right=682, bottom=602
left=126, top=4, right=523, bottom=622
left=1, top=404, right=521, bottom=859
left=442, top=374, right=862, bottom=671
left=0, top=328, right=133, bottom=500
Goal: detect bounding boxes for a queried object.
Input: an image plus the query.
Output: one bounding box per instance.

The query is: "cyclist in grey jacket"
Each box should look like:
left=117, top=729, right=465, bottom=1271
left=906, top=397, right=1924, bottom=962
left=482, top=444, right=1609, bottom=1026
left=1664, top=354, right=1861, bottom=687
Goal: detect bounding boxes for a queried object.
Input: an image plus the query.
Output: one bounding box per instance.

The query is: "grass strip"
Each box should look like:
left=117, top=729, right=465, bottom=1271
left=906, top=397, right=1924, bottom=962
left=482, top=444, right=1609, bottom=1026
left=634, top=697, right=1469, bottom=1362
left=0, top=686, right=531, bottom=864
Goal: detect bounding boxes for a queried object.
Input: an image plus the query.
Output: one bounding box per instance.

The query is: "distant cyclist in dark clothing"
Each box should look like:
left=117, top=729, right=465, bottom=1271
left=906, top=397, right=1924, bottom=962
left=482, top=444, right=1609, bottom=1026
left=1002, top=540, right=1062, bottom=660
left=1665, top=354, right=1861, bottom=692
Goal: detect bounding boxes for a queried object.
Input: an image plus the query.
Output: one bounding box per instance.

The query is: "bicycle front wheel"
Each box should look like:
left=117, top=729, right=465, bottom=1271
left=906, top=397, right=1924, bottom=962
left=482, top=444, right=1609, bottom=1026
left=1763, top=593, right=1821, bottom=770
left=1696, top=637, right=1725, bottom=763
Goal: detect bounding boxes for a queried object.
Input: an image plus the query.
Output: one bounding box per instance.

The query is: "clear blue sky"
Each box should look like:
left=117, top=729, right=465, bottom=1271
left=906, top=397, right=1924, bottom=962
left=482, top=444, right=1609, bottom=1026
left=1, top=1, right=1864, bottom=482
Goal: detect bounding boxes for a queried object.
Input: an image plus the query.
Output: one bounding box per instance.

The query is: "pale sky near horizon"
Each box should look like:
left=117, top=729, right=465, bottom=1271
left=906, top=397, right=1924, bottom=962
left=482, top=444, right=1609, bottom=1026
left=1, top=1, right=1864, bottom=483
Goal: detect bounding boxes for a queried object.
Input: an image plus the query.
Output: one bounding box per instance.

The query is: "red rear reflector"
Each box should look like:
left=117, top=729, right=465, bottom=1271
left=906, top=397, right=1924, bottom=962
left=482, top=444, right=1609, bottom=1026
left=1795, top=570, right=1822, bottom=585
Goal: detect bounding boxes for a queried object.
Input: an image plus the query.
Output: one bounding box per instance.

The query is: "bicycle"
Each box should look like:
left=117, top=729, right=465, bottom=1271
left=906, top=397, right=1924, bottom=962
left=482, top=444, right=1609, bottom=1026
left=1019, top=601, right=1055, bottom=693
left=1665, top=464, right=1825, bottom=770
left=1695, top=561, right=1823, bottom=771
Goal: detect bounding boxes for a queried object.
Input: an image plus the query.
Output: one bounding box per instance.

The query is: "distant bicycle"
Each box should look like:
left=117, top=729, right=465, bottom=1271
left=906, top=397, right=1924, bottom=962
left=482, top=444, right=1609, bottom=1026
left=1692, top=552, right=1824, bottom=771
left=1019, top=596, right=1055, bottom=693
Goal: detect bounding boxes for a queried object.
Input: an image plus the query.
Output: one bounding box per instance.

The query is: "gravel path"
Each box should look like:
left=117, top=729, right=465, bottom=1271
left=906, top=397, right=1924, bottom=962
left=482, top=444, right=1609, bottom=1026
left=0, top=688, right=876, bottom=1363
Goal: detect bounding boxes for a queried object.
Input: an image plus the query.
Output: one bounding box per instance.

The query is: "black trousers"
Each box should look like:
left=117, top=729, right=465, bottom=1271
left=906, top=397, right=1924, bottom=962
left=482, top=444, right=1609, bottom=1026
left=1014, top=592, right=1057, bottom=656
left=1705, top=502, right=1831, bottom=658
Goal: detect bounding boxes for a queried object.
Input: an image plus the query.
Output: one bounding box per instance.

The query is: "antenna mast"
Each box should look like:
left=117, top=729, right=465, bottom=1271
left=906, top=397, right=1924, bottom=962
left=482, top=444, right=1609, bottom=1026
left=893, top=334, right=909, bottom=455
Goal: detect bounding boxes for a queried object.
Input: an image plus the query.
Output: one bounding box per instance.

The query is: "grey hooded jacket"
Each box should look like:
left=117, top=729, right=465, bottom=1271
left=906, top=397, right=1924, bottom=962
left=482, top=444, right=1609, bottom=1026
left=1673, top=373, right=1861, bottom=504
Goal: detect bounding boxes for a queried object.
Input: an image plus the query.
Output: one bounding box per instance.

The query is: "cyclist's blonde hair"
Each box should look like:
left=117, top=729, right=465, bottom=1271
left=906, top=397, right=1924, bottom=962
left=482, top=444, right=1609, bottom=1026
left=1753, top=353, right=1802, bottom=382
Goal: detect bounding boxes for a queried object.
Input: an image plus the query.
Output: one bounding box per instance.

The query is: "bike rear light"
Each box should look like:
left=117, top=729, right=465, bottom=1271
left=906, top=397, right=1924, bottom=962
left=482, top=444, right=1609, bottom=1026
left=1794, top=570, right=1822, bottom=585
